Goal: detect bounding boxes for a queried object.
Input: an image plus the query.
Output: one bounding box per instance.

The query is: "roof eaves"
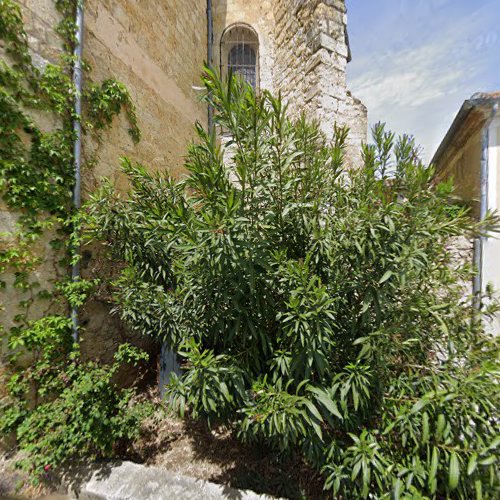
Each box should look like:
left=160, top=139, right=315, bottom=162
left=431, top=93, right=500, bottom=167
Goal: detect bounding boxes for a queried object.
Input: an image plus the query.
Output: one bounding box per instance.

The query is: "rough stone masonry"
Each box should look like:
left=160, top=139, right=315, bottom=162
left=1, top=0, right=367, bottom=369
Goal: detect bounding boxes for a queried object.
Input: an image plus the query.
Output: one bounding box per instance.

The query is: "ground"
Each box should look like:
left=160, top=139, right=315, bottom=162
left=1, top=389, right=326, bottom=500
left=130, top=409, right=325, bottom=499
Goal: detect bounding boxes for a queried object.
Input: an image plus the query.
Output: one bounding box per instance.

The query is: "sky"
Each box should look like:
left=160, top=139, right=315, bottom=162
left=346, top=0, right=500, bottom=162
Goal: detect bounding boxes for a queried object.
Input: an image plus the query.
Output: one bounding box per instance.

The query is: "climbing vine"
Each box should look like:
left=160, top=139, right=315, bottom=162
left=0, top=0, right=148, bottom=481
left=0, top=0, right=140, bottom=314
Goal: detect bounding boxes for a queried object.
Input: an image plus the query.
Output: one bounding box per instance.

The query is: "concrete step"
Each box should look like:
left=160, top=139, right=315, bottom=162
left=63, top=461, right=276, bottom=500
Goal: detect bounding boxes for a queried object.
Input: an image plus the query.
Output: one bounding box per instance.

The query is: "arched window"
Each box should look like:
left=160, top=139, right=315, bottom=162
left=220, top=24, right=259, bottom=89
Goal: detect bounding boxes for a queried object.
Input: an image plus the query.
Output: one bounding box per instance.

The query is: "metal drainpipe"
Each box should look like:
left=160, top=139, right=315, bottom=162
left=473, top=103, right=498, bottom=310
left=207, top=0, right=214, bottom=131
left=71, top=1, right=84, bottom=343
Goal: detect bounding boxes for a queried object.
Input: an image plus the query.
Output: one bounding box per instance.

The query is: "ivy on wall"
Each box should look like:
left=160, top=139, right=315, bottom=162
left=0, top=0, right=140, bottom=316
left=0, top=0, right=148, bottom=480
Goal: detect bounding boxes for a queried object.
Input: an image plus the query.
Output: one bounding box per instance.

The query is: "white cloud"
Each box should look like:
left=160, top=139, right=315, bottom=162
left=347, top=1, right=500, bottom=160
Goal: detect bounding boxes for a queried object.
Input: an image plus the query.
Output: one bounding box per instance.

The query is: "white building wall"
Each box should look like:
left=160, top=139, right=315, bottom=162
left=483, top=116, right=500, bottom=333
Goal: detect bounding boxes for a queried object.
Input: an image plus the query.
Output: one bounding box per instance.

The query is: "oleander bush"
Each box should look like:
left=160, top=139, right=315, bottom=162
left=87, top=69, right=500, bottom=498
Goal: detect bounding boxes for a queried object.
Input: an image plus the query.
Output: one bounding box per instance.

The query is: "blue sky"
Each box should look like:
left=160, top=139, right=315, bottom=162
left=346, top=0, right=500, bottom=161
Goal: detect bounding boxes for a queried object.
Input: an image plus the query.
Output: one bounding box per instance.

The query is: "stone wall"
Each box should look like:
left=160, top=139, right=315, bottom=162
left=1, top=1, right=208, bottom=366
left=213, top=1, right=367, bottom=166
left=1, top=0, right=367, bottom=368
left=15, top=0, right=208, bottom=184
left=0, top=0, right=66, bottom=339
left=434, top=125, right=482, bottom=218
left=272, top=0, right=367, bottom=165
left=79, top=0, right=208, bottom=364
left=83, top=0, right=207, bottom=186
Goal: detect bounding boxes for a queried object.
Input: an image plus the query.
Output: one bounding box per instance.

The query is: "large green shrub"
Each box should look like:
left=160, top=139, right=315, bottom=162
left=87, top=70, right=500, bottom=498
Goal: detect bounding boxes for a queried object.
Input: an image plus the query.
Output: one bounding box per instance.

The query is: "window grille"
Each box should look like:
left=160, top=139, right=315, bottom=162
left=220, top=24, right=259, bottom=89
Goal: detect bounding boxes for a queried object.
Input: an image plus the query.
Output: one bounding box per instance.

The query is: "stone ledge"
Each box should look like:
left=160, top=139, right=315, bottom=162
left=63, top=461, right=278, bottom=500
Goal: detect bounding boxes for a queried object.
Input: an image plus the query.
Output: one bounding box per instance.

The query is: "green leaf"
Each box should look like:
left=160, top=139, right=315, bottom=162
left=351, top=460, right=361, bottom=481
left=467, top=454, right=478, bottom=476
left=379, top=270, right=393, bottom=284
left=304, top=399, right=323, bottom=424
left=393, top=478, right=402, bottom=500
left=421, top=412, right=429, bottom=443
left=352, top=386, right=359, bottom=411
left=410, top=397, right=429, bottom=415
left=478, top=455, right=496, bottom=466
left=436, top=414, right=446, bottom=438
left=448, top=452, right=460, bottom=490
left=429, top=447, right=439, bottom=493
left=310, top=418, right=323, bottom=440
left=475, top=479, right=483, bottom=500
left=308, top=386, right=343, bottom=420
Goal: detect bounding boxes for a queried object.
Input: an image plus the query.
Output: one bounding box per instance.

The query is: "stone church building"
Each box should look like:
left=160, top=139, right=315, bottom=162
left=2, top=0, right=366, bottom=360
left=18, top=0, right=367, bottom=180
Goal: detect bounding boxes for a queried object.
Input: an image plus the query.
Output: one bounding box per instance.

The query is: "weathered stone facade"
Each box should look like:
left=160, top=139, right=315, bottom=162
left=1, top=0, right=209, bottom=366
left=433, top=93, right=500, bottom=334
left=5, top=0, right=368, bottom=179
left=1, top=0, right=366, bottom=364
left=83, top=0, right=208, bottom=185
left=213, top=1, right=276, bottom=92
left=214, top=0, right=367, bottom=164
left=272, top=0, right=366, bottom=164
left=11, top=1, right=367, bottom=179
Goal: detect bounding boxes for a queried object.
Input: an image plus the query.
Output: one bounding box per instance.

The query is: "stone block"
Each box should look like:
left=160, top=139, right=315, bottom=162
left=63, top=461, right=277, bottom=500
